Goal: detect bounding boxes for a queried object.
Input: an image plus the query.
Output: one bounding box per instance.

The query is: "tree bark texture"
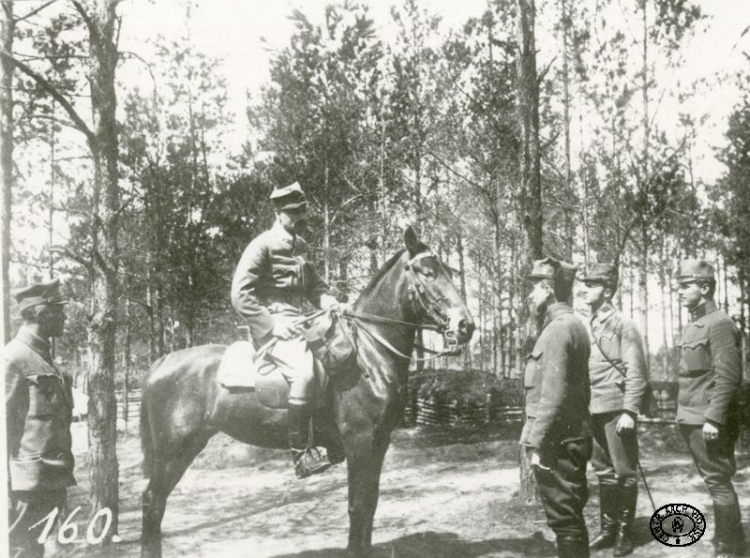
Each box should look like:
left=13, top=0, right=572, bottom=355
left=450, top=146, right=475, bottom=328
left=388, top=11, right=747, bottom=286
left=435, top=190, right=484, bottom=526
left=1, top=0, right=13, bottom=343
left=78, top=0, right=121, bottom=537
left=516, top=0, right=543, bottom=505
left=516, top=0, right=543, bottom=262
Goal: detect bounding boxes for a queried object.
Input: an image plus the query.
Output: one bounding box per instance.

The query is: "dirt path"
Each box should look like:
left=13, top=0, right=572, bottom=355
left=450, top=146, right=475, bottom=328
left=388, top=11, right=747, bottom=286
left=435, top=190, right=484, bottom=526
left=58, top=422, right=748, bottom=557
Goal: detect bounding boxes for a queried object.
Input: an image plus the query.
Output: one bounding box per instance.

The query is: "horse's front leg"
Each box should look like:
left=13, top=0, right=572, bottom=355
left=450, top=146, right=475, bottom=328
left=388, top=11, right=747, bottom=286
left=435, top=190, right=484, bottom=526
left=345, top=431, right=390, bottom=556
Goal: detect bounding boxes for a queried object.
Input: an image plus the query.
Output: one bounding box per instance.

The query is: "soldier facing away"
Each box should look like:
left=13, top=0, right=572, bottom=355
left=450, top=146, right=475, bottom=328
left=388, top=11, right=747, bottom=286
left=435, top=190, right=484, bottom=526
left=581, top=263, right=649, bottom=556
left=676, top=259, right=746, bottom=558
left=5, top=278, right=76, bottom=558
left=520, top=256, right=593, bottom=558
left=230, top=181, right=343, bottom=479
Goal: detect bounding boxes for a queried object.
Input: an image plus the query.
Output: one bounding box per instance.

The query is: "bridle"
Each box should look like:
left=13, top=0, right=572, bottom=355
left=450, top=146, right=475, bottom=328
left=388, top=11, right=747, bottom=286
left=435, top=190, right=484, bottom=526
left=343, top=250, right=465, bottom=361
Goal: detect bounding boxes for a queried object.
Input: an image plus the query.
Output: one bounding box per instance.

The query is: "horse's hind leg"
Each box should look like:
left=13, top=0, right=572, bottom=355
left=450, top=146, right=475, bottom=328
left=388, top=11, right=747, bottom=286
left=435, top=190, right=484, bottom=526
left=141, top=434, right=211, bottom=558
left=345, top=433, right=389, bottom=556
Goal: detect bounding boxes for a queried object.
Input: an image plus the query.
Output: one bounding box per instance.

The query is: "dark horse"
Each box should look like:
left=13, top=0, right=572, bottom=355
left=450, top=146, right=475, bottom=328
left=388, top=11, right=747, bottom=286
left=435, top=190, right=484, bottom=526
left=140, top=228, right=475, bottom=557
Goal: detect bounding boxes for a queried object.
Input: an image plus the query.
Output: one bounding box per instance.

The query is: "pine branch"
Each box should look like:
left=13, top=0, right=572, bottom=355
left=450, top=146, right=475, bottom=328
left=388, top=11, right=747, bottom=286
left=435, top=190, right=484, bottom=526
left=15, top=0, right=59, bottom=23
left=0, top=50, right=94, bottom=142
left=50, top=246, right=93, bottom=273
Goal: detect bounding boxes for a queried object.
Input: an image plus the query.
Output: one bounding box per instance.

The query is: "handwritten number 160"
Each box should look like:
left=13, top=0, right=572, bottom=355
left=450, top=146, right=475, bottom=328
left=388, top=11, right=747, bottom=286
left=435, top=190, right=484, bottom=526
left=29, top=507, right=112, bottom=545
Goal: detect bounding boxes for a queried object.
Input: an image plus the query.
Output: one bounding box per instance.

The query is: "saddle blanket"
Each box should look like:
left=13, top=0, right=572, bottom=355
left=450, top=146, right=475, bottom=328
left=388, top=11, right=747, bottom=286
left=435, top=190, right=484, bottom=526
left=217, top=341, right=258, bottom=388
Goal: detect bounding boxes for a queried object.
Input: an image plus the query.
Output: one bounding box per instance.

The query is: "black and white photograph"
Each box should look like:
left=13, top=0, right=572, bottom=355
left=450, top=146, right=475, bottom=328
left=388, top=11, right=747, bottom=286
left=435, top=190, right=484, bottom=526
left=1, top=0, right=749, bottom=556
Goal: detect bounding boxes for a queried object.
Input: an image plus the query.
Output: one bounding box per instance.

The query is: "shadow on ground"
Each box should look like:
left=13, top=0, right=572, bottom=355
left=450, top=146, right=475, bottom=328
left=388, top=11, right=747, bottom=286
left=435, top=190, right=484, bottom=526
left=270, top=530, right=557, bottom=558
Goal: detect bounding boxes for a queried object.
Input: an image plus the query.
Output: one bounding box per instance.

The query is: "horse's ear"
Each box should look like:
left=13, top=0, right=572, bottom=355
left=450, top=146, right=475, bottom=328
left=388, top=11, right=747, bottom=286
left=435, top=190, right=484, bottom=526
left=404, top=226, right=419, bottom=256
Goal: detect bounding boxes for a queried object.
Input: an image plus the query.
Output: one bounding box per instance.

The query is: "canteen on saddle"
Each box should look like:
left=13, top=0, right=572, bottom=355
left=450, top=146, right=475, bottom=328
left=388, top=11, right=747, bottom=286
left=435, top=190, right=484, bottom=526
left=217, top=310, right=357, bottom=409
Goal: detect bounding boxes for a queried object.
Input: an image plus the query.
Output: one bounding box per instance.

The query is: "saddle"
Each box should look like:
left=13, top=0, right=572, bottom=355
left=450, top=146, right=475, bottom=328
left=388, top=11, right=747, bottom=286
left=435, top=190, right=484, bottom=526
left=217, top=310, right=357, bottom=409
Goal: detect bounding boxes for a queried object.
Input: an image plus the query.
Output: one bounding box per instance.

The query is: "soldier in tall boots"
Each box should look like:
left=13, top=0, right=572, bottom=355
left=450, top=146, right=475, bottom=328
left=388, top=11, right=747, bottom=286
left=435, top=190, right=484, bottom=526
left=676, top=259, right=746, bottom=558
left=581, top=264, right=648, bottom=556
left=231, top=182, right=343, bottom=479
left=521, top=257, right=593, bottom=558
left=5, top=279, right=76, bottom=558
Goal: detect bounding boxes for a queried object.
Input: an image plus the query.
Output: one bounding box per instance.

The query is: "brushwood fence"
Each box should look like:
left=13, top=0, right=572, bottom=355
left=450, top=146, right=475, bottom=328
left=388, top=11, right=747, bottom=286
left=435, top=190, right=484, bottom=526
left=401, top=373, right=696, bottom=429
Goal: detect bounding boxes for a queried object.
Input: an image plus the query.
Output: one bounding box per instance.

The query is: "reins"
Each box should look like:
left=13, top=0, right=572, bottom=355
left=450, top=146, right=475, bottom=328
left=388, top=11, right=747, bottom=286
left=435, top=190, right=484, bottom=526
left=338, top=250, right=464, bottom=362
left=344, top=312, right=458, bottom=362
left=262, top=250, right=465, bottom=364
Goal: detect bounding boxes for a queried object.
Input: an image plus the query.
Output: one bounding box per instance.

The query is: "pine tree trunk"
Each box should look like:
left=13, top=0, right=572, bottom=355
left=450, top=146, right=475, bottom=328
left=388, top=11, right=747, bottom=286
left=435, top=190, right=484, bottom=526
left=516, top=0, right=543, bottom=504
left=639, top=226, right=650, bottom=371
left=456, top=230, right=471, bottom=369
left=83, top=0, right=120, bottom=537
left=0, top=0, right=13, bottom=343
left=659, top=237, right=669, bottom=380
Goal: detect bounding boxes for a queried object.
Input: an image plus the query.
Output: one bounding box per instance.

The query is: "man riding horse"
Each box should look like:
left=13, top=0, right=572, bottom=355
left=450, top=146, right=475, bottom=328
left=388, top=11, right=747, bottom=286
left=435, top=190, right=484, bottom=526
left=230, top=181, right=343, bottom=479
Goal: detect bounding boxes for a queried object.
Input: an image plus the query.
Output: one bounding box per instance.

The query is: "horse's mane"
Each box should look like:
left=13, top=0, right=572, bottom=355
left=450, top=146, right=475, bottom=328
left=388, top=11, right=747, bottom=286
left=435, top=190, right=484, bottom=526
left=355, top=242, right=429, bottom=304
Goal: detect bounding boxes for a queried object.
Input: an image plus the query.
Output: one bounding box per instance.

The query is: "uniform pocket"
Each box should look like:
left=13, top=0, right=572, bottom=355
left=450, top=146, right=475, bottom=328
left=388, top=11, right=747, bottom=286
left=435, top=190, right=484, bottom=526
left=680, top=337, right=711, bottom=375
left=26, top=375, right=67, bottom=418
left=524, top=348, right=543, bottom=388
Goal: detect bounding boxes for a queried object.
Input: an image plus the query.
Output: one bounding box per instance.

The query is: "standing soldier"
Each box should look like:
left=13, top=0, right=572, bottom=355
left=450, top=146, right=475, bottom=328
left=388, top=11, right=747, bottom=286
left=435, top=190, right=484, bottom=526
left=676, top=259, right=746, bottom=558
left=5, top=278, right=75, bottom=557
left=521, top=257, right=593, bottom=558
left=231, top=181, right=342, bottom=479
left=581, top=263, right=648, bottom=556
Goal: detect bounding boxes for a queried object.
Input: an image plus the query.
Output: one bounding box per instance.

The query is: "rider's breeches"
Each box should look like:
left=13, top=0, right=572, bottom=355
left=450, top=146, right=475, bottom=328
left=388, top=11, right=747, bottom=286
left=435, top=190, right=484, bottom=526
left=266, top=336, right=316, bottom=406
left=591, top=411, right=638, bottom=488
left=680, top=424, right=739, bottom=508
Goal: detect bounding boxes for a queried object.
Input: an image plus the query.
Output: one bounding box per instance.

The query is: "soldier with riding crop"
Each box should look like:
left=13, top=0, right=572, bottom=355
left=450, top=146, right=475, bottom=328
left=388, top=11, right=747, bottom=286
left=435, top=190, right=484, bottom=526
left=581, top=263, right=649, bottom=556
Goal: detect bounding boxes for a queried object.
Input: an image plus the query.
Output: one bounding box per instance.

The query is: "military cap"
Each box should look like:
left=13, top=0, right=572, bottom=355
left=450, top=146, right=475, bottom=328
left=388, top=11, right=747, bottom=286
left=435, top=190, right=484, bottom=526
left=526, top=256, right=559, bottom=281
left=677, top=259, right=715, bottom=283
left=270, top=181, right=307, bottom=210
left=582, top=262, right=619, bottom=289
left=527, top=256, right=577, bottom=291
left=12, top=278, right=66, bottom=313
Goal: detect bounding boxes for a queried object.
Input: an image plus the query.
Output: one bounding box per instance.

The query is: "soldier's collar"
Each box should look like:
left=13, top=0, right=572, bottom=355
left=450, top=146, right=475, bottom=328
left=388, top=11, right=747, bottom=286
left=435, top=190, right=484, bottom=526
left=689, top=300, right=717, bottom=321
left=271, top=220, right=296, bottom=242
left=593, top=301, right=616, bottom=321
left=15, top=329, right=53, bottom=362
left=544, top=302, right=572, bottom=327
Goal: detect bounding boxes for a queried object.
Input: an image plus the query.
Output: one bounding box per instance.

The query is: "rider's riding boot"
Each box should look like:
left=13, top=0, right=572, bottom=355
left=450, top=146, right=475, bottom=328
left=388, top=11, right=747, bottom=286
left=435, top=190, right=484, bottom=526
left=714, top=502, right=746, bottom=558
left=287, top=403, right=331, bottom=479
left=613, top=481, right=637, bottom=557
left=590, top=481, right=618, bottom=550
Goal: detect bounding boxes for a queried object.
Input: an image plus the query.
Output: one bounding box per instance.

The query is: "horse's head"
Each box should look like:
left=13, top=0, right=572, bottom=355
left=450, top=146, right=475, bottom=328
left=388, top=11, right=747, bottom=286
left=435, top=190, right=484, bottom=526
left=402, top=227, right=475, bottom=351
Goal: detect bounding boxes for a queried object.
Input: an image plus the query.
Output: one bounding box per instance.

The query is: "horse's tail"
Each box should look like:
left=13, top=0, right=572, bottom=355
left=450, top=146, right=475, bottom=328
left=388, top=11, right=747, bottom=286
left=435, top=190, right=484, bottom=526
left=140, top=355, right=166, bottom=479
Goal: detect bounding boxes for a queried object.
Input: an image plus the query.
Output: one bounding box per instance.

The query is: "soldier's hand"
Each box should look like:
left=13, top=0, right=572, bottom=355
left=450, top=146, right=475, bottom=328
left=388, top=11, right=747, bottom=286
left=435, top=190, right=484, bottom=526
left=530, top=451, right=551, bottom=472
left=702, top=421, right=720, bottom=442
left=616, top=412, right=636, bottom=436
left=329, top=302, right=351, bottom=315
left=272, top=322, right=299, bottom=340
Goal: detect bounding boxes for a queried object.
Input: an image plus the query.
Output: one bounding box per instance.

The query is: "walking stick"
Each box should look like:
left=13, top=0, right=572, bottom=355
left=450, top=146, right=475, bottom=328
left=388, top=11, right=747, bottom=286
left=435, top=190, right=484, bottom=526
left=637, top=460, right=657, bottom=512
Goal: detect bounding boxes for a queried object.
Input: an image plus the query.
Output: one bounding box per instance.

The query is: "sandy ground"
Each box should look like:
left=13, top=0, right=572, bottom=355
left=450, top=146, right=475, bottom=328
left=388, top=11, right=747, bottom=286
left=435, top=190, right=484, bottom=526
left=51, top=421, right=749, bottom=558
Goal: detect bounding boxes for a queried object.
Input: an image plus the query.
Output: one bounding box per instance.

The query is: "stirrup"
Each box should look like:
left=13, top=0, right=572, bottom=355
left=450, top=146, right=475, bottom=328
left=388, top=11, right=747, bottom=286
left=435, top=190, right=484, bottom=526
left=292, top=446, right=332, bottom=479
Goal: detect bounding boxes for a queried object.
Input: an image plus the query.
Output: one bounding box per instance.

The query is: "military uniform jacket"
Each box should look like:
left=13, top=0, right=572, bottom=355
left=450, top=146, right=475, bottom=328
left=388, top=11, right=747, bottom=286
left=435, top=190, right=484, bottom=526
left=5, top=330, right=76, bottom=491
left=587, top=303, right=648, bottom=415
left=520, top=303, right=592, bottom=455
left=677, top=300, right=742, bottom=427
left=231, top=222, right=330, bottom=341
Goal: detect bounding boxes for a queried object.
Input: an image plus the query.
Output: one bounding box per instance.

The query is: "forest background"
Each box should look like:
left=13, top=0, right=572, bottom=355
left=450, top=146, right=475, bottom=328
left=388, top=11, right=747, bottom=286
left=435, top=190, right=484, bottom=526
left=2, top=0, right=750, bottom=536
